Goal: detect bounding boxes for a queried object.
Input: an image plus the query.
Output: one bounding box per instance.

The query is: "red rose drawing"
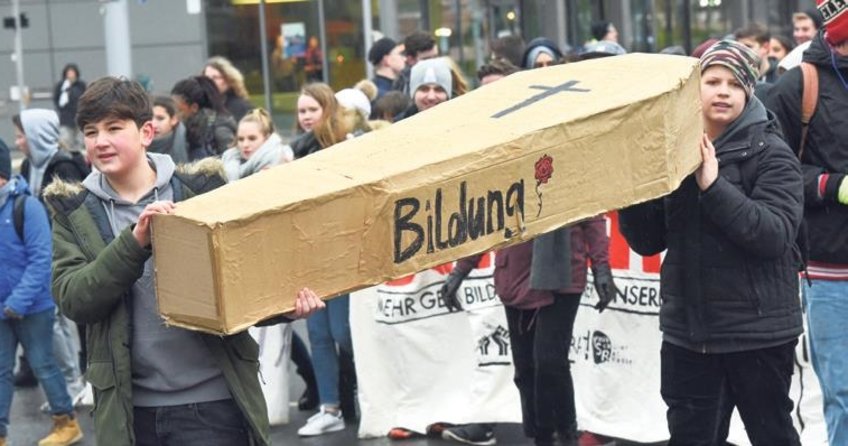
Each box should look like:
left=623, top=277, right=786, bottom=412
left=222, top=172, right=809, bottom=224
left=535, top=155, right=554, bottom=185
left=534, top=154, right=554, bottom=217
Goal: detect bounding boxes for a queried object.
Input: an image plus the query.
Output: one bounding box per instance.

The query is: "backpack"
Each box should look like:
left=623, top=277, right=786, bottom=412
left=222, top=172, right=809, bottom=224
left=798, top=62, right=819, bottom=160
left=12, top=194, right=26, bottom=241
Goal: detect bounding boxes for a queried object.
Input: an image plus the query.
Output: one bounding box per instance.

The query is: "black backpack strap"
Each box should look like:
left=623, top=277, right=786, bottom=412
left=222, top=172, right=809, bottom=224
left=13, top=195, right=26, bottom=241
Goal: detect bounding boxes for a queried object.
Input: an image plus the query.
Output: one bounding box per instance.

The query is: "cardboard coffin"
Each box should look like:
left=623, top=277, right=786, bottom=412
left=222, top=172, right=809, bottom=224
left=152, top=53, right=703, bottom=334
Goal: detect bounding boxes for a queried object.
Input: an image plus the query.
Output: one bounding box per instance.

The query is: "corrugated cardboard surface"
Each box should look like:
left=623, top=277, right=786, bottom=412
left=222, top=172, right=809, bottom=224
left=152, top=53, right=704, bottom=334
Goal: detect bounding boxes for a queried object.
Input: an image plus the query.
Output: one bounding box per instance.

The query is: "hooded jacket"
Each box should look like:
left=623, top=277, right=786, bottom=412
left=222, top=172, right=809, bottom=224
left=620, top=98, right=804, bottom=353
left=765, top=33, right=848, bottom=265
left=19, top=109, right=87, bottom=200
left=45, top=158, right=274, bottom=445
left=0, top=176, right=55, bottom=318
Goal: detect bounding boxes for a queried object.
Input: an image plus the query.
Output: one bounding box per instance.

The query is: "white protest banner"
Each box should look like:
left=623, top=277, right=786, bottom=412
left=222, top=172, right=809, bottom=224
left=351, top=213, right=827, bottom=443
left=249, top=324, right=292, bottom=426
left=350, top=254, right=522, bottom=438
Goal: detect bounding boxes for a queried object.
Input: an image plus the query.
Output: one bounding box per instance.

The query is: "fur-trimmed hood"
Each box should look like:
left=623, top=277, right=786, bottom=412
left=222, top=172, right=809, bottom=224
left=43, top=156, right=225, bottom=202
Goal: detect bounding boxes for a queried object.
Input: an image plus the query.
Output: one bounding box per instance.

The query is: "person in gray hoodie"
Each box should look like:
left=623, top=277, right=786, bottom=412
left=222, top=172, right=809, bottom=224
left=13, top=109, right=88, bottom=200
left=47, top=77, right=323, bottom=446
left=11, top=109, right=87, bottom=408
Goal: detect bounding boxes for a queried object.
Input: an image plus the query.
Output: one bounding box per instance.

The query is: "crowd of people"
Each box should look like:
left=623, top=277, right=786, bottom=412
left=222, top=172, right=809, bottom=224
left=0, top=1, right=846, bottom=445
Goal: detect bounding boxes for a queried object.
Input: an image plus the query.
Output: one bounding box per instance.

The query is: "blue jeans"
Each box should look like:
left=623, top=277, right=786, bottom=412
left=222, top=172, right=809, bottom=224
left=804, top=279, right=848, bottom=445
left=0, top=309, right=73, bottom=437
left=133, top=399, right=249, bottom=446
left=306, top=294, right=352, bottom=406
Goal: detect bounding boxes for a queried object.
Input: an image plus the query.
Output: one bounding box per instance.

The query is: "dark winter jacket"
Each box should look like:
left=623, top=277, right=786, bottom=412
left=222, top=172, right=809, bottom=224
left=52, top=79, right=86, bottom=128
left=184, top=109, right=237, bottom=161
left=619, top=98, right=804, bottom=353
left=373, top=74, right=395, bottom=99
left=20, top=151, right=87, bottom=202
left=392, top=65, right=412, bottom=96
left=765, top=33, right=848, bottom=264
left=45, top=159, right=278, bottom=445
left=0, top=177, right=55, bottom=319
left=224, top=90, right=253, bottom=122
left=291, top=131, right=321, bottom=160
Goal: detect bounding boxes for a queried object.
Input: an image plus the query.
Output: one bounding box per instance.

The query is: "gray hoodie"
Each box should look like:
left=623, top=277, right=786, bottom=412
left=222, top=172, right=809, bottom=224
left=82, top=153, right=231, bottom=407
left=21, top=109, right=60, bottom=196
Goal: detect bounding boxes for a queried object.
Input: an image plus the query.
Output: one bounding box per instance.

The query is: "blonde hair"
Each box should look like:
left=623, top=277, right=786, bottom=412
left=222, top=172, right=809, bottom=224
left=205, top=56, right=249, bottom=99
left=239, top=108, right=275, bottom=138
left=446, top=58, right=469, bottom=97
left=300, top=83, right=348, bottom=149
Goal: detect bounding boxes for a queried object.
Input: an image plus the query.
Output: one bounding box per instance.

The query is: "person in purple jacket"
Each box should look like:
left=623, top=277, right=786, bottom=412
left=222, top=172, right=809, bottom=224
left=438, top=59, right=618, bottom=446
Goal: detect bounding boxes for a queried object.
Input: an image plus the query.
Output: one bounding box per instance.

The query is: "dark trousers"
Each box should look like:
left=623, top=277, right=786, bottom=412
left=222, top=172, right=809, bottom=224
left=505, top=294, right=581, bottom=441
left=133, top=399, right=250, bottom=446
left=661, top=340, right=801, bottom=446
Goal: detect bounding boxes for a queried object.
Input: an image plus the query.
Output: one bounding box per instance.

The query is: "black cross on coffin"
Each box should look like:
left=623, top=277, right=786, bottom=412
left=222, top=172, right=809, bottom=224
left=491, top=80, right=591, bottom=119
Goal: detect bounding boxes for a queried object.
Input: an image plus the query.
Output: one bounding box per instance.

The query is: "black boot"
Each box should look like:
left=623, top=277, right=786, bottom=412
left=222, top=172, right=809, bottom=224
left=14, top=355, right=37, bottom=388
left=290, top=332, right=318, bottom=411
left=338, top=348, right=358, bottom=421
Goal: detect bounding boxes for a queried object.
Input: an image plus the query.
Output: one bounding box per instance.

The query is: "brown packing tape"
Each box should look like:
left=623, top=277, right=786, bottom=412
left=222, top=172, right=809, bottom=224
left=152, top=54, right=704, bottom=335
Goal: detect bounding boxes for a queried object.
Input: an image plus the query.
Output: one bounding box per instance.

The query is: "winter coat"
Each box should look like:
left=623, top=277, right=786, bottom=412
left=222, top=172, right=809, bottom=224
left=52, top=79, right=86, bottom=128
left=224, top=91, right=253, bottom=123
left=619, top=98, right=804, bottom=353
left=45, top=160, right=275, bottom=446
left=765, top=33, right=848, bottom=264
left=20, top=151, right=88, bottom=201
left=0, top=177, right=55, bottom=319
left=184, top=109, right=237, bottom=160
left=290, top=131, right=321, bottom=160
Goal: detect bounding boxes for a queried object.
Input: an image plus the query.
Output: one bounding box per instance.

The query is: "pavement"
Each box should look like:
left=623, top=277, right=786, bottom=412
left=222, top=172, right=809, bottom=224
left=6, top=385, right=529, bottom=445
left=8, top=383, right=666, bottom=445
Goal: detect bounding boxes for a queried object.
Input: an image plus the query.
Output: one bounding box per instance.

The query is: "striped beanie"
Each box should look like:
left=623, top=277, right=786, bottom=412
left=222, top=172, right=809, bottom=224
left=818, top=0, right=848, bottom=46
left=699, top=39, right=760, bottom=100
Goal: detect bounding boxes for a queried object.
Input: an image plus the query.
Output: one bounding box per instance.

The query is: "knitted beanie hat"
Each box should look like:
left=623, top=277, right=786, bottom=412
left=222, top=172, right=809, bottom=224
left=699, top=39, right=760, bottom=99
left=818, top=0, right=848, bottom=46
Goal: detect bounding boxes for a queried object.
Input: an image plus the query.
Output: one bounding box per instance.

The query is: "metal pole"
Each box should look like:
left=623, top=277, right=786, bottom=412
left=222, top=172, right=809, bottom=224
left=103, top=0, right=132, bottom=78
left=682, top=0, right=692, bottom=56
left=419, top=0, right=430, bottom=31
left=12, top=0, right=25, bottom=112
left=317, top=0, right=329, bottom=84
left=258, top=0, right=273, bottom=112
left=455, top=0, right=464, bottom=65
left=363, top=0, right=374, bottom=80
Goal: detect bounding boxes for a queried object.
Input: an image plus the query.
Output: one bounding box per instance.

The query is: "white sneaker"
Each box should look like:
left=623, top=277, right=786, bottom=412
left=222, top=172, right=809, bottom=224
left=39, top=382, right=91, bottom=413
left=297, top=406, right=345, bottom=436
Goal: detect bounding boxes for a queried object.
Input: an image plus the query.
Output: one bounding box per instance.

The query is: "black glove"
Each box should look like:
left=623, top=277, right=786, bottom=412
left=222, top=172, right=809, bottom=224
left=440, top=269, right=470, bottom=312
left=593, top=265, right=619, bottom=313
